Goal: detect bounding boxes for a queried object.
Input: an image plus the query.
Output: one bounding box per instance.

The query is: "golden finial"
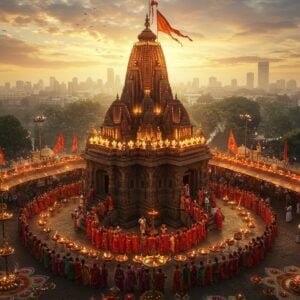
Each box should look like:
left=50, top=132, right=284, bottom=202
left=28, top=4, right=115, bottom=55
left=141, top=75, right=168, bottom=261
left=145, top=14, right=150, bottom=29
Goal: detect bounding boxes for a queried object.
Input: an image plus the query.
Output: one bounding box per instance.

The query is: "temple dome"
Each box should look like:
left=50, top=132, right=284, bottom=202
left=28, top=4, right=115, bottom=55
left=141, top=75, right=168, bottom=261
left=138, top=15, right=157, bottom=41
left=99, top=16, right=193, bottom=141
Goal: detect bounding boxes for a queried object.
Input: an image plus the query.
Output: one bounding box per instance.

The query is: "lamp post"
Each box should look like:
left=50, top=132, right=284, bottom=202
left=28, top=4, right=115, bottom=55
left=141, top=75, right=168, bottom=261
left=239, top=113, right=252, bottom=157
left=33, top=115, right=46, bottom=160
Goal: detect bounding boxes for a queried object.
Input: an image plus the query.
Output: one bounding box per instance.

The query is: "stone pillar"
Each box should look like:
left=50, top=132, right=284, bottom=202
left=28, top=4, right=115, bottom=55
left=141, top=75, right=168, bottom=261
left=164, top=167, right=183, bottom=228
left=118, top=167, right=137, bottom=228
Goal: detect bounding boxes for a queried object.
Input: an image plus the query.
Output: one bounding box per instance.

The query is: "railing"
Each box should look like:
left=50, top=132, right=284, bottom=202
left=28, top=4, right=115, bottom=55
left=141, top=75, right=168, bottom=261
left=211, top=151, right=300, bottom=183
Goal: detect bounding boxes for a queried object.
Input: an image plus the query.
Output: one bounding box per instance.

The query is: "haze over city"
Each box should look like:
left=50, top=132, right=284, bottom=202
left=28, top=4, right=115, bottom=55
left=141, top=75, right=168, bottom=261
left=1, top=0, right=300, bottom=85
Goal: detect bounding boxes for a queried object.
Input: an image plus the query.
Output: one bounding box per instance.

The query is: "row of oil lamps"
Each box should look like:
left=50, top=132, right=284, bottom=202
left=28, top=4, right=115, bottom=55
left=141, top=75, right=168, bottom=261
left=215, top=152, right=300, bottom=182
left=88, top=135, right=206, bottom=150
left=0, top=155, right=81, bottom=180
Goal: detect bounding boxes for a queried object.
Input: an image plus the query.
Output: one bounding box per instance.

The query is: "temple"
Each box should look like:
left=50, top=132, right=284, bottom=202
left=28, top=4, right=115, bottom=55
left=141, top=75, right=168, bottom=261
left=85, top=16, right=211, bottom=228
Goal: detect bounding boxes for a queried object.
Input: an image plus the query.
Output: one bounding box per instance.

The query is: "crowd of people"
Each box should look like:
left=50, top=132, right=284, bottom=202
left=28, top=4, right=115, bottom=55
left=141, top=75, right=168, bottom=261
left=17, top=173, right=280, bottom=299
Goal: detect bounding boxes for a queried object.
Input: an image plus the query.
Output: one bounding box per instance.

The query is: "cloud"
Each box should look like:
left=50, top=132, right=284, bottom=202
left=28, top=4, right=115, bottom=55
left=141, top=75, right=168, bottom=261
left=0, top=35, right=98, bottom=68
left=212, top=56, right=284, bottom=65
left=235, top=21, right=298, bottom=36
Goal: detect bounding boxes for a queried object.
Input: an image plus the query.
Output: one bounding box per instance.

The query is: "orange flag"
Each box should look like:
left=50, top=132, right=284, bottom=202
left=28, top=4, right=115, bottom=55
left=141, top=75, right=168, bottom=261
left=53, top=132, right=64, bottom=154
left=0, top=147, right=6, bottom=165
left=71, top=135, right=79, bottom=153
left=227, top=129, right=238, bottom=155
left=157, top=9, right=193, bottom=45
left=283, top=140, right=288, bottom=163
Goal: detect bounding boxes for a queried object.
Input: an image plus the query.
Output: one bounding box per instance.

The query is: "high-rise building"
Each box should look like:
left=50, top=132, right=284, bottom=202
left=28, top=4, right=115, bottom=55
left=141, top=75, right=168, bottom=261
left=106, top=68, right=115, bottom=91
left=276, top=79, right=285, bottom=90
left=115, top=75, right=121, bottom=93
left=208, top=77, right=217, bottom=88
left=4, top=82, right=10, bottom=91
left=286, top=79, right=297, bottom=91
left=246, top=72, right=254, bottom=89
left=192, top=77, right=200, bottom=90
left=257, top=61, right=269, bottom=90
left=16, top=80, right=24, bottom=90
left=49, top=77, right=56, bottom=91
left=231, top=79, right=237, bottom=89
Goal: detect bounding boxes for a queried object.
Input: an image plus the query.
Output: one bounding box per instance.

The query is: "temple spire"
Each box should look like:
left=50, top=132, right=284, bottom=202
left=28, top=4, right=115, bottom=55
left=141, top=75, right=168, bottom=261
left=145, top=14, right=150, bottom=29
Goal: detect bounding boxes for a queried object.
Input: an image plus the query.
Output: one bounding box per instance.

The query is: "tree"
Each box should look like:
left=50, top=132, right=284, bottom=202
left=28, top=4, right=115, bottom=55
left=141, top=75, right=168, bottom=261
left=0, top=115, right=32, bottom=160
left=189, top=97, right=261, bottom=150
left=42, top=100, right=105, bottom=151
left=283, top=128, right=300, bottom=162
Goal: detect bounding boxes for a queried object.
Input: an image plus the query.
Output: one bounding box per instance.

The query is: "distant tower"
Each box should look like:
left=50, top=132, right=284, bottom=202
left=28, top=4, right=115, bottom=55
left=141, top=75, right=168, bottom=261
left=258, top=61, right=269, bottom=90
left=231, top=79, right=237, bottom=89
left=106, top=68, right=115, bottom=92
left=192, top=77, right=200, bottom=90
left=208, top=77, right=217, bottom=88
left=246, top=72, right=254, bottom=89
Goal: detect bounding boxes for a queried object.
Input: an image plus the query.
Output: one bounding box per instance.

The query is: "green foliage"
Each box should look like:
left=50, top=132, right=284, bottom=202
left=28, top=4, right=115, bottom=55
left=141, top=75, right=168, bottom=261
left=0, top=115, right=32, bottom=160
left=190, top=97, right=261, bottom=150
left=42, top=100, right=105, bottom=151
left=284, top=128, right=300, bottom=160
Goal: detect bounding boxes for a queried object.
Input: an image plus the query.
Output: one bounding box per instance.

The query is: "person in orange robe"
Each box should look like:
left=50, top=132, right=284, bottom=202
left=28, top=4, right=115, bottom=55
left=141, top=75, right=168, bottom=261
left=132, top=233, right=139, bottom=254
left=191, top=224, right=197, bottom=246
left=205, top=260, right=213, bottom=285
left=102, top=230, right=108, bottom=251
left=141, top=234, right=147, bottom=255
left=108, top=227, right=114, bottom=251
left=119, top=232, right=126, bottom=254
left=214, top=209, right=223, bottom=230
left=95, top=227, right=101, bottom=249
left=174, top=232, right=180, bottom=254
left=112, top=232, right=120, bottom=253
left=172, top=265, right=182, bottom=293
left=85, top=216, right=92, bottom=239
left=107, top=194, right=114, bottom=212
left=147, top=234, right=156, bottom=255
left=125, top=233, right=132, bottom=254
left=162, top=233, right=169, bottom=255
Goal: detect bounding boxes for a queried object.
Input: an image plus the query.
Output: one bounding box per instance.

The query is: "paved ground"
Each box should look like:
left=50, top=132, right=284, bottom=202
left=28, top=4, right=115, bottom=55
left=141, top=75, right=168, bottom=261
left=3, top=198, right=300, bottom=300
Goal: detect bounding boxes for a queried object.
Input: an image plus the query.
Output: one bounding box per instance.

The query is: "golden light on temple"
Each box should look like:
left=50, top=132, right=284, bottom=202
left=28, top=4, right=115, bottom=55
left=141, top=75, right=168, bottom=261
left=153, top=105, right=162, bottom=115
left=132, top=105, right=142, bottom=115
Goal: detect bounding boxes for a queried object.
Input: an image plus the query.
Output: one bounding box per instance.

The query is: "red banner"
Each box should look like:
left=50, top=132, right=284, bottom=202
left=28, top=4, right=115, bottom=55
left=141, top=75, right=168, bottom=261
left=53, top=133, right=64, bottom=154
left=227, top=129, right=238, bottom=155
left=0, top=147, right=6, bottom=165
left=71, top=135, right=79, bottom=153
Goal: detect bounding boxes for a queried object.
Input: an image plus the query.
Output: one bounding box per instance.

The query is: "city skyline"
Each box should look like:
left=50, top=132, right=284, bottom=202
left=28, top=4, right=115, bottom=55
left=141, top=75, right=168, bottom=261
left=0, top=0, right=300, bottom=85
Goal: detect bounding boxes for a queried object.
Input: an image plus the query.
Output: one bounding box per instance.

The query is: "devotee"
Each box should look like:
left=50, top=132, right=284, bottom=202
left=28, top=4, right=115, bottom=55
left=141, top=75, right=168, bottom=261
left=182, top=263, right=190, bottom=291
left=125, top=265, right=137, bottom=292
left=90, top=263, right=101, bottom=288
left=141, top=269, right=151, bottom=292
left=102, top=263, right=109, bottom=289
left=214, top=208, right=223, bottom=230
left=190, top=261, right=197, bottom=287
left=154, top=268, right=167, bottom=293
left=107, top=194, right=114, bottom=212
left=138, top=216, right=147, bottom=235
left=81, top=259, right=91, bottom=286
left=114, top=264, right=125, bottom=291
left=285, top=202, right=293, bottom=222
left=197, top=261, right=205, bottom=286
left=173, top=265, right=182, bottom=293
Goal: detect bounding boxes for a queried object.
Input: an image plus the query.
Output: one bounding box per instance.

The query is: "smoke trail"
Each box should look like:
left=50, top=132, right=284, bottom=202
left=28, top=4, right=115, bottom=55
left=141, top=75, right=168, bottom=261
left=207, top=121, right=226, bottom=144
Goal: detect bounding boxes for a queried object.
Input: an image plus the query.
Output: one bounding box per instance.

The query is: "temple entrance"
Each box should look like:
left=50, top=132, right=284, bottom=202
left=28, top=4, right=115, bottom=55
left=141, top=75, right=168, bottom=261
left=183, top=171, right=191, bottom=186
left=96, top=169, right=109, bottom=195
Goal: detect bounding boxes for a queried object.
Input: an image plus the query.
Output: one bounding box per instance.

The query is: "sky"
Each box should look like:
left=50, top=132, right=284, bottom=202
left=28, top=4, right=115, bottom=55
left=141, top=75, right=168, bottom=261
left=0, top=0, right=300, bottom=86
